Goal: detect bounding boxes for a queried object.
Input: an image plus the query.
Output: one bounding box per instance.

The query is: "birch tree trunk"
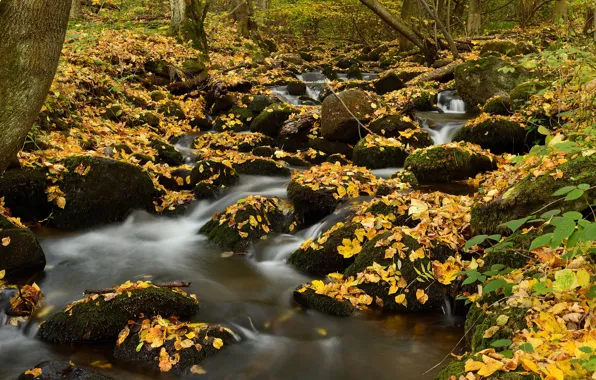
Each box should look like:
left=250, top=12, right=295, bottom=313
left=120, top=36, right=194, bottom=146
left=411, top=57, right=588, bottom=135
left=0, top=0, right=71, bottom=173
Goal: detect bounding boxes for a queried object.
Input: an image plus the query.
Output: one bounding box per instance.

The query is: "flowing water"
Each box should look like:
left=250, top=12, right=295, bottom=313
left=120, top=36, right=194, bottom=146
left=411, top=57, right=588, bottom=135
left=0, top=79, right=473, bottom=380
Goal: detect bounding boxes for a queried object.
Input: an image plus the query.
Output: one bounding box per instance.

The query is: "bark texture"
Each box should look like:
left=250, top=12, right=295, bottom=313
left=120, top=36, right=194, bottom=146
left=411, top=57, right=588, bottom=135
left=170, top=0, right=210, bottom=51
left=70, top=0, right=82, bottom=19
left=0, top=0, right=71, bottom=173
left=231, top=0, right=259, bottom=39
left=467, top=0, right=481, bottom=35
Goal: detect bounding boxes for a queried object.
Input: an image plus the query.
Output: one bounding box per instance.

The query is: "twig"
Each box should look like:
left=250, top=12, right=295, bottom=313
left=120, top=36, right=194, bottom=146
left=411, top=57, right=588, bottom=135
left=84, top=281, right=191, bottom=295
left=324, top=84, right=373, bottom=140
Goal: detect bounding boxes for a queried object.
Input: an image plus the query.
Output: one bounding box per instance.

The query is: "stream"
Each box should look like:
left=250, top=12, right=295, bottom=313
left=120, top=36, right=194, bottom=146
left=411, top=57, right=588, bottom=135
left=0, top=75, right=471, bottom=379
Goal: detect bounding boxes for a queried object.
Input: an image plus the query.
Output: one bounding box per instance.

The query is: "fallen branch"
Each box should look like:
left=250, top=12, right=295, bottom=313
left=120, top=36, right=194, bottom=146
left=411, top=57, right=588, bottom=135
left=407, top=60, right=462, bottom=85
left=84, top=281, right=191, bottom=295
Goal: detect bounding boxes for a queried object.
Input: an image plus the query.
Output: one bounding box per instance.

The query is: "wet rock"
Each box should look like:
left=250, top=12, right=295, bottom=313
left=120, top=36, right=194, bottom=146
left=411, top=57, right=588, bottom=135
left=308, top=137, right=354, bottom=158
left=158, top=168, right=193, bottom=191
left=293, top=288, right=355, bottom=317
left=335, top=57, right=359, bottom=69
left=157, top=101, right=186, bottom=119
left=344, top=231, right=444, bottom=312
left=213, top=107, right=255, bottom=132
left=465, top=303, right=529, bottom=352
left=322, top=65, right=339, bottom=81
left=151, top=139, right=184, bottom=166
left=209, top=93, right=237, bottom=115
left=144, top=59, right=170, bottom=79
left=232, top=157, right=291, bottom=177
left=389, top=170, right=418, bottom=189
left=194, top=131, right=275, bottom=153
left=194, top=181, right=221, bottom=199
left=479, top=40, right=517, bottom=56
left=453, top=115, right=530, bottom=155
left=250, top=104, right=294, bottom=138
left=471, top=154, right=596, bottom=234
left=150, top=90, right=167, bottom=102
left=0, top=168, right=51, bottom=222
left=347, top=64, right=363, bottom=80
left=252, top=146, right=275, bottom=157
left=482, top=93, right=511, bottom=115
left=368, top=115, right=419, bottom=138
left=113, top=317, right=238, bottom=376
left=278, top=115, right=316, bottom=152
left=509, top=80, right=549, bottom=111
left=182, top=58, right=206, bottom=74
left=200, top=196, right=297, bottom=252
left=321, top=89, right=377, bottom=144
left=289, top=223, right=359, bottom=275
left=373, top=72, right=405, bottom=95
left=325, top=153, right=350, bottom=165
left=50, top=156, right=155, bottom=230
left=38, top=285, right=199, bottom=343
left=352, top=135, right=410, bottom=169
left=455, top=56, right=529, bottom=109
left=189, top=116, right=213, bottom=130
left=18, top=360, right=114, bottom=380
left=244, top=94, right=280, bottom=113
left=280, top=53, right=304, bottom=66
left=404, top=142, right=497, bottom=183
left=190, top=160, right=239, bottom=187
left=0, top=216, right=45, bottom=277
left=286, top=81, right=307, bottom=96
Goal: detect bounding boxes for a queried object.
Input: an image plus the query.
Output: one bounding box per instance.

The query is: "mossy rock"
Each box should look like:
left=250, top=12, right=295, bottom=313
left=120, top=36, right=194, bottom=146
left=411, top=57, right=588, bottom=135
left=308, top=137, right=354, bottom=158
left=335, top=57, right=359, bottom=69
left=144, top=59, right=170, bottom=78
left=250, top=104, right=294, bottom=138
left=189, top=116, right=213, bottom=130
left=136, top=111, right=161, bottom=128
left=18, top=360, right=114, bottom=380
left=199, top=196, right=297, bottom=252
left=465, top=303, right=529, bottom=352
left=452, top=116, right=529, bottom=154
left=293, top=288, right=356, bottom=317
left=389, top=170, right=419, bottom=188
left=480, top=40, right=517, bottom=56
left=288, top=223, right=359, bottom=275
left=213, top=107, right=255, bottom=132
left=344, top=232, right=444, bottom=312
left=0, top=226, right=46, bottom=277
left=194, top=181, right=221, bottom=199
left=190, top=160, right=239, bottom=187
left=481, top=230, right=543, bottom=270
left=182, top=58, right=206, bottom=74
left=325, top=153, right=351, bottom=165
left=157, top=101, right=186, bottom=119
left=158, top=168, right=193, bottom=191
left=50, top=156, right=155, bottom=230
left=252, top=146, right=275, bottom=157
left=150, top=90, right=167, bottom=102
left=151, top=139, right=184, bottom=166
left=482, top=93, right=512, bottom=116
left=471, top=154, right=596, bottom=234
left=113, top=322, right=237, bottom=376
left=368, top=115, right=418, bottom=138
left=347, top=64, right=363, bottom=80
left=232, top=158, right=290, bottom=177
left=102, top=104, right=123, bottom=121
left=509, top=80, right=549, bottom=111
left=373, top=72, right=405, bottom=95
left=398, top=129, right=434, bottom=149
left=37, top=287, right=199, bottom=343
left=435, top=358, right=539, bottom=380
left=404, top=143, right=497, bottom=183
left=352, top=136, right=410, bottom=169
left=244, top=95, right=280, bottom=113
left=0, top=168, right=51, bottom=222
left=454, top=56, right=530, bottom=109
left=321, top=89, right=377, bottom=144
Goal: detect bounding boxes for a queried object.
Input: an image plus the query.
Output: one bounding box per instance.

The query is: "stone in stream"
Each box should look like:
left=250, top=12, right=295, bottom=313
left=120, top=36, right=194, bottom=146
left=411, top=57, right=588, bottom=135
left=368, top=114, right=420, bottom=138
left=454, top=56, right=530, bottom=109
left=231, top=156, right=291, bottom=177
left=37, top=282, right=200, bottom=344
left=372, top=71, right=405, bottom=95
left=0, top=215, right=46, bottom=277
left=308, top=137, right=354, bottom=158
left=113, top=316, right=238, bottom=376
left=293, top=288, right=356, bottom=317
left=18, top=360, right=115, bottom=380
left=49, top=156, right=155, bottom=230
left=213, top=106, right=255, bottom=132
left=190, top=160, right=239, bottom=188
left=404, top=142, right=497, bottom=183
left=151, top=139, right=184, bottom=166
left=132, top=110, right=161, bottom=129
left=320, top=89, right=377, bottom=144
left=278, top=115, right=316, bottom=152
left=0, top=167, right=51, bottom=222
left=158, top=168, right=194, bottom=191
left=286, top=81, right=307, bottom=96
left=452, top=115, right=531, bottom=155
left=352, top=135, right=410, bottom=170
left=243, top=94, right=280, bottom=113
left=157, top=101, right=186, bottom=120
left=471, top=153, right=596, bottom=234
left=194, top=131, right=275, bottom=152
left=250, top=104, right=295, bottom=138
left=200, top=195, right=298, bottom=252
left=479, top=40, right=517, bottom=56
left=335, top=56, right=359, bottom=69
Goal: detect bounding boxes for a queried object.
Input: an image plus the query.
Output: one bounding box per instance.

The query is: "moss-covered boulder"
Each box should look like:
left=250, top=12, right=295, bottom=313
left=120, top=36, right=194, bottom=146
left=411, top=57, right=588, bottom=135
left=293, top=288, right=356, bottom=317
left=213, top=107, right=255, bottom=132
left=509, top=80, right=549, bottom=111
left=479, top=40, right=517, bottom=56
left=389, top=170, right=419, bottom=189
left=368, top=115, right=419, bottom=138
left=49, top=156, right=155, bottom=230
left=452, top=115, right=529, bottom=154
left=482, top=93, right=512, bottom=116
left=244, top=94, right=280, bottom=113
left=373, top=72, right=405, bottom=95
left=352, top=135, right=410, bottom=169
left=466, top=302, right=529, bottom=352
left=194, top=132, right=275, bottom=153
left=344, top=231, right=444, bottom=312
left=158, top=168, right=193, bottom=191
left=0, top=168, right=51, bottom=222
left=190, top=160, right=239, bottom=188
left=102, top=104, right=123, bottom=121
left=18, top=361, right=114, bottom=380
left=435, top=358, right=540, bottom=380
left=288, top=223, right=359, bottom=275
left=287, top=163, right=378, bottom=223
left=308, top=137, right=354, bottom=158
left=404, top=142, right=497, bottom=183
left=200, top=196, right=297, bottom=252
left=157, top=101, right=186, bottom=119
left=151, top=139, right=184, bottom=166
left=231, top=156, right=291, bottom=177
left=135, top=111, right=161, bottom=128
left=471, top=154, right=596, bottom=234
left=37, top=283, right=200, bottom=343
left=455, top=56, right=529, bottom=109
left=321, top=89, right=377, bottom=144
left=278, top=115, right=316, bottom=152
left=250, top=104, right=294, bottom=138
left=113, top=316, right=237, bottom=376
left=0, top=220, right=46, bottom=277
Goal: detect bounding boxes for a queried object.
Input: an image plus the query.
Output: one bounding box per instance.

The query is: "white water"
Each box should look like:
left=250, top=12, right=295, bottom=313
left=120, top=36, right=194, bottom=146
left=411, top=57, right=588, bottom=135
left=437, top=90, right=466, bottom=114
left=421, top=118, right=467, bottom=145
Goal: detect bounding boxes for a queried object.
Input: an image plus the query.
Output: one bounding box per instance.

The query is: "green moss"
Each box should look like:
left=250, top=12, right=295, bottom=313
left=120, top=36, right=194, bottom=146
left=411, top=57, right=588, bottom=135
left=0, top=228, right=46, bottom=277
left=452, top=116, right=528, bottom=154
left=482, top=94, right=512, bottom=116
left=287, top=179, right=337, bottom=224
left=18, top=361, right=114, bottom=380
left=293, top=288, right=355, bottom=317
left=157, top=101, right=186, bottom=119
left=249, top=104, right=294, bottom=138
left=213, top=107, right=255, bottom=132
left=190, top=160, right=239, bottom=187
left=480, top=40, right=517, bottom=56
left=308, top=138, right=354, bottom=158
left=368, top=115, right=418, bottom=137
left=352, top=139, right=410, bottom=169
left=509, top=81, right=549, bottom=111
left=37, top=287, right=199, bottom=343
left=232, top=158, right=290, bottom=177
left=435, top=359, right=466, bottom=380
left=194, top=181, right=220, bottom=199
left=466, top=303, right=529, bottom=352
left=390, top=170, right=419, bottom=188
left=151, top=139, right=184, bottom=166
left=321, top=89, right=377, bottom=143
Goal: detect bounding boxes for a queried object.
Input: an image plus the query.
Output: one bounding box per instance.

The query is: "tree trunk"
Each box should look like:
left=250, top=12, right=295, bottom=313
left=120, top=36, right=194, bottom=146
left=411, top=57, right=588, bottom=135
left=359, top=0, right=437, bottom=63
left=70, top=0, right=82, bottom=19
left=416, top=0, right=459, bottom=58
left=467, top=0, right=481, bottom=35
left=553, top=0, right=568, bottom=23
left=400, top=0, right=418, bottom=51
left=231, top=0, right=258, bottom=39
left=0, top=0, right=71, bottom=173
left=256, top=0, right=269, bottom=10
left=583, top=8, right=594, bottom=35
left=170, top=0, right=210, bottom=52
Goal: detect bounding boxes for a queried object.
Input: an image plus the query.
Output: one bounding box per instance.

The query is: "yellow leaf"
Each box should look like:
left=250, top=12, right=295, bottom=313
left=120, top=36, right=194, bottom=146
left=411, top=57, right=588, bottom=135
left=311, top=280, right=325, bottom=291
left=409, top=247, right=425, bottom=262
left=315, top=328, right=327, bottom=336
left=56, top=196, right=66, bottom=209
left=482, top=325, right=500, bottom=339
left=477, top=357, right=504, bottom=377
left=116, top=326, right=130, bottom=346
left=408, top=199, right=428, bottom=219
left=336, top=186, right=347, bottom=198
left=395, top=294, right=407, bottom=306
left=416, top=289, right=428, bottom=304
left=464, top=359, right=485, bottom=372
left=337, top=238, right=362, bottom=258
left=1, top=237, right=10, bottom=246
left=24, top=368, right=42, bottom=378
left=213, top=338, right=224, bottom=349
left=0, top=269, right=4, bottom=279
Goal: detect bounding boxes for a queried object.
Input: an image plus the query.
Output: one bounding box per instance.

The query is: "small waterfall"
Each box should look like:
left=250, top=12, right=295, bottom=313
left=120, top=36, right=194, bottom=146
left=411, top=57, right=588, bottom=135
left=420, top=118, right=466, bottom=145
left=437, top=90, right=466, bottom=114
